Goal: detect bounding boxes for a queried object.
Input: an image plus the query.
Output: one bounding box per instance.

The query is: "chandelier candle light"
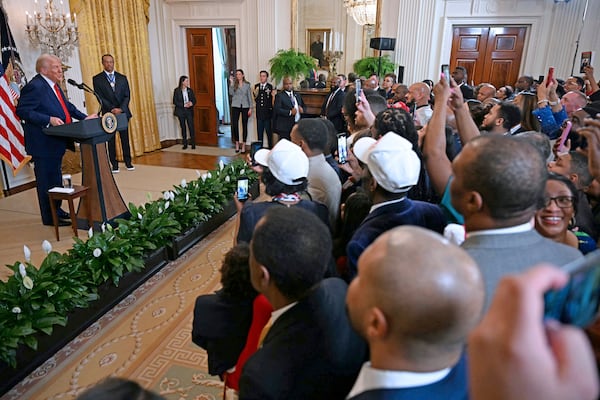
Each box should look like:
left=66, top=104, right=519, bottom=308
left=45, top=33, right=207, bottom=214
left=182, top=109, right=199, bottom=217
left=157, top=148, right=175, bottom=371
left=25, top=0, right=79, bottom=60
left=343, top=0, right=377, bottom=26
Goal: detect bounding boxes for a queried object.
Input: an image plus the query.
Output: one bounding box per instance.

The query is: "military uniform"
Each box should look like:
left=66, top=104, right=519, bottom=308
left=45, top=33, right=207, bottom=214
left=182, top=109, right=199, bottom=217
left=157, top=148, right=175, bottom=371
left=254, top=82, right=274, bottom=148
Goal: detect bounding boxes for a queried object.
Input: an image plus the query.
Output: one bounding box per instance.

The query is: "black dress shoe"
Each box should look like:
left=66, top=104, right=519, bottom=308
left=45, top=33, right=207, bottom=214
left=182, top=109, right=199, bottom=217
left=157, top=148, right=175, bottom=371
left=191, top=145, right=196, bottom=149
left=44, top=219, right=71, bottom=227
left=57, top=209, right=70, bottom=219
left=182, top=145, right=188, bottom=149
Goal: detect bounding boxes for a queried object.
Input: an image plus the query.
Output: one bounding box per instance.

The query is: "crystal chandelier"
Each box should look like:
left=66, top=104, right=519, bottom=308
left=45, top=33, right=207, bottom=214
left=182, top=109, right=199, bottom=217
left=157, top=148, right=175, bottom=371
left=343, top=0, right=377, bottom=26
left=25, top=0, right=79, bottom=60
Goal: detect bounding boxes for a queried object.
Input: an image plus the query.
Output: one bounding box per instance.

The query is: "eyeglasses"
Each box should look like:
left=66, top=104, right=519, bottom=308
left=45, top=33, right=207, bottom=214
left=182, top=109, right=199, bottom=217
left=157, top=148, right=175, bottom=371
left=543, top=196, right=574, bottom=208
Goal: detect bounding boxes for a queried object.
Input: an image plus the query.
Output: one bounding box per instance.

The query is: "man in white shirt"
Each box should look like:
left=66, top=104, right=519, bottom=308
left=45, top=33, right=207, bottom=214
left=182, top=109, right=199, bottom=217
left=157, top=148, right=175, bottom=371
left=346, top=225, right=484, bottom=400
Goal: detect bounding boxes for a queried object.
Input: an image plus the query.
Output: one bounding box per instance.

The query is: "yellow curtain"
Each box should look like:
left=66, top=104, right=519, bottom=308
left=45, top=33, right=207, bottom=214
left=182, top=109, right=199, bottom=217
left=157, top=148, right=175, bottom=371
left=70, top=0, right=160, bottom=157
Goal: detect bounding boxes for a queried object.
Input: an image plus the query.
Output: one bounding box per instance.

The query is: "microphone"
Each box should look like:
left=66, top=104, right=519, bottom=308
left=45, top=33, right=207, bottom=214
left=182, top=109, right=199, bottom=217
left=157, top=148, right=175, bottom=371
left=67, top=79, right=104, bottom=115
left=67, top=79, right=85, bottom=90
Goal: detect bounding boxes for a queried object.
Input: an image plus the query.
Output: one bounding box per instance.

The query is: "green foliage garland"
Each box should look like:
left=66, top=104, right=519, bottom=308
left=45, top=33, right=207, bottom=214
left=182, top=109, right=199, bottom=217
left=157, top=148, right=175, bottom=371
left=0, top=158, right=256, bottom=368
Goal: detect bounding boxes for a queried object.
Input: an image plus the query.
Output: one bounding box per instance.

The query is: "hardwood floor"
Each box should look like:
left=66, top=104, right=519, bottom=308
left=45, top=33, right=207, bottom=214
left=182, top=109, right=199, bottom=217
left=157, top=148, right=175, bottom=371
left=136, top=127, right=240, bottom=170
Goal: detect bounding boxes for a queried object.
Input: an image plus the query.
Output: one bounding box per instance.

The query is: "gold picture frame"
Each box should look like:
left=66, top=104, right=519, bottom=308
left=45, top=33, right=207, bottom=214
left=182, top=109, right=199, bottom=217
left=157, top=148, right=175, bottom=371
left=306, top=28, right=331, bottom=69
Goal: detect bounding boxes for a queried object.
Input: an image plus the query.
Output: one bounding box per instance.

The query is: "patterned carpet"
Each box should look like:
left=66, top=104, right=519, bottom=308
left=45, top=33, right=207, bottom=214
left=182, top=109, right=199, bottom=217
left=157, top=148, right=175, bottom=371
left=2, top=218, right=237, bottom=400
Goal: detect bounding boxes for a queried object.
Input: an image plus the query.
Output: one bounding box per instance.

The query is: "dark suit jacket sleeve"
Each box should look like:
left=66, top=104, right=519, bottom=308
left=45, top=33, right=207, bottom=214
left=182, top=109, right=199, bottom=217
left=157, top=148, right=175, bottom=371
left=92, top=74, right=111, bottom=114
left=274, top=93, right=291, bottom=117
left=189, top=88, right=197, bottom=106
left=117, top=74, right=131, bottom=116
left=297, top=93, right=305, bottom=109
left=173, top=88, right=184, bottom=109
left=16, top=79, right=51, bottom=126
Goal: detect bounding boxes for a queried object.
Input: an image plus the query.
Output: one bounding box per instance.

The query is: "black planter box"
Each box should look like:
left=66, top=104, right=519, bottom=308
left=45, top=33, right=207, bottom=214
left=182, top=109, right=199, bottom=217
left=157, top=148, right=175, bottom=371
left=0, top=181, right=259, bottom=395
left=166, top=180, right=259, bottom=260
left=0, top=246, right=169, bottom=396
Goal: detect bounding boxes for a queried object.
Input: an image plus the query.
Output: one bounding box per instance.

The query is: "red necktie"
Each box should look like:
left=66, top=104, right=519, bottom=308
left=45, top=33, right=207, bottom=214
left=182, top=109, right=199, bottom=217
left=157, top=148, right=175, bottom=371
left=53, top=84, right=72, bottom=124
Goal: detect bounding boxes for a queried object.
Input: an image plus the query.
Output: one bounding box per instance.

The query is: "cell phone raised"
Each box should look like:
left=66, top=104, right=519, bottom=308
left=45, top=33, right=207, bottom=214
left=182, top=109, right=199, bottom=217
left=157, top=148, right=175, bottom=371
left=237, top=177, right=249, bottom=202
left=250, top=141, right=262, bottom=165
left=441, top=64, right=450, bottom=83
left=546, top=66, right=554, bottom=87
left=544, top=249, right=600, bottom=327
left=355, top=79, right=362, bottom=103
left=337, top=133, right=348, bottom=164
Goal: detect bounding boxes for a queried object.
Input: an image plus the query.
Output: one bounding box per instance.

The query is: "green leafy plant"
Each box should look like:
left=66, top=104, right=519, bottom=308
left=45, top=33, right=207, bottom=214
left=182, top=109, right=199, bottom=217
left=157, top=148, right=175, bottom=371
left=0, top=158, right=257, bottom=368
left=269, top=49, right=316, bottom=85
left=353, top=55, right=396, bottom=78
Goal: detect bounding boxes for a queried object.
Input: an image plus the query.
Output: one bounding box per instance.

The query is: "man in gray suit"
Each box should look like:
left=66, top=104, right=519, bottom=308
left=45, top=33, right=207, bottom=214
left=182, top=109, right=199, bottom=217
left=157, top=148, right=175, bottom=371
left=450, top=135, right=582, bottom=311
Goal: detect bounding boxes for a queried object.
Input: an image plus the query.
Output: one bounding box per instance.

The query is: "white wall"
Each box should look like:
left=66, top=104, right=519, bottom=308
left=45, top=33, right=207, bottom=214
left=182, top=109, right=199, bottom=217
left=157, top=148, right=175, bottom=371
left=149, top=0, right=292, bottom=143
left=380, top=0, right=600, bottom=85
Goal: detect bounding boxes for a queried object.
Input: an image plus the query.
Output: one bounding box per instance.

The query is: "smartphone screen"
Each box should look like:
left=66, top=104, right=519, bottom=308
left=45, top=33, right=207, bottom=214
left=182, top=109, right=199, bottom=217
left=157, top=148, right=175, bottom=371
left=546, top=67, right=554, bottom=87
left=441, top=64, right=450, bottom=82
left=557, top=121, right=572, bottom=154
left=337, top=134, right=348, bottom=164
left=544, top=249, right=600, bottom=327
left=237, top=177, right=249, bottom=202
left=355, top=79, right=362, bottom=103
left=250, top=142, right=262, bottom=165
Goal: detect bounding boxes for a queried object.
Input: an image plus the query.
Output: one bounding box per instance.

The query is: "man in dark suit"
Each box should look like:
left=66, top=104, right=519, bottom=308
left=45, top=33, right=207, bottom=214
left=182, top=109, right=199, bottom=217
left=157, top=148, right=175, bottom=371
left=253, top=70, right=275, bottom=148
left=346, top=226, right=484, bottom=400
left=93, top=54, right=134, bottom=173
left=239, top=207, right=367, bottom=400
left=320, top=73, right=347, bottom=133
left=16, top=54, right=92, bottom=226
left=273, top=77, right=304, bottom=141
left=451, top=66, right=475, bottom=100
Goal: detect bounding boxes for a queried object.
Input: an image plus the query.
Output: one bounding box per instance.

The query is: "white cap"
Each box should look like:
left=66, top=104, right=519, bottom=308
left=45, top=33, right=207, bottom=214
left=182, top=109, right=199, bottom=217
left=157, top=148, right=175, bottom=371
left=254, top=139, right=309, bottom=185
left=353, top=133, right=421, bottom=193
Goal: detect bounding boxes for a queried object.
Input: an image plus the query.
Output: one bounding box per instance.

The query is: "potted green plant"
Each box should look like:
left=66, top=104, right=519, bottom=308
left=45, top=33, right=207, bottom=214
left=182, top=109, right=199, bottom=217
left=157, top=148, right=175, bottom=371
left=269, top=49, right=316, bottom=86
left=353, top=55, right=396, bottom=77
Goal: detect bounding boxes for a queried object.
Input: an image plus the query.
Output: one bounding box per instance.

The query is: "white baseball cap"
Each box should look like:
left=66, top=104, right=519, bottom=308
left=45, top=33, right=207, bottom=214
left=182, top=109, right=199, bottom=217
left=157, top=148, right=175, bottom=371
left=254, top=139, right=309, bottom=185
left=353, top=133, right=421, bottom=193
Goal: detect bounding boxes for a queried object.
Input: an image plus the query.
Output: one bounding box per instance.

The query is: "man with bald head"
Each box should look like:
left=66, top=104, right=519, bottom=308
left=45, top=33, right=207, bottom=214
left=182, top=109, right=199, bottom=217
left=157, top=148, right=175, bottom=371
left=451, top=135, right=582, bottom=310
left=407, top=82, right=432, bottom=127
left=346, top=226, right=484, bottom=399
left=476, top=83, right=496, bottom=102
left=273, top=76, right=304, bottom=141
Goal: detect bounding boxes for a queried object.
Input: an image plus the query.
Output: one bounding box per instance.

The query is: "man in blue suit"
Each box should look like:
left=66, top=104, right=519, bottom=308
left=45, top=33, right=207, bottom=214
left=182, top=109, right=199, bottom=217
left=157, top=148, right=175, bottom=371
left=16, top=54, right=92, bottom=226
left=346, top=226, right=484, bottom=400
left=93, top=54, right=134, bottom=173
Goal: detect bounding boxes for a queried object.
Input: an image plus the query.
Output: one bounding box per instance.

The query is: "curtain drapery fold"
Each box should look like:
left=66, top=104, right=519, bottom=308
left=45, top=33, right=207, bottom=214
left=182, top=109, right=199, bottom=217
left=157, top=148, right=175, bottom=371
left=71, top=0, right=160, bottom=157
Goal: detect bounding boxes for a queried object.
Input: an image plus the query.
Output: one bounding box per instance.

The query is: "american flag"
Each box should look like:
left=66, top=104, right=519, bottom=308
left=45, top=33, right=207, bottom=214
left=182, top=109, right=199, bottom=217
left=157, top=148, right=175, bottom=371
left=0, top=63, right=30, bottom=175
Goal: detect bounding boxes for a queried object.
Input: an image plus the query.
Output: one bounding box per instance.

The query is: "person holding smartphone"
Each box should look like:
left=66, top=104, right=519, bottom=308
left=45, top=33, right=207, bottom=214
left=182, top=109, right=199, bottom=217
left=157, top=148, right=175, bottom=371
left=229, top=69, right=253, bottom=153
left=468, top=265, right=599, bottom=400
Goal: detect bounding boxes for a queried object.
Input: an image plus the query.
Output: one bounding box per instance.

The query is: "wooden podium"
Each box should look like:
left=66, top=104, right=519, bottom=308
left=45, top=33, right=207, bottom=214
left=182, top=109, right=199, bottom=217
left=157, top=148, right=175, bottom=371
left=44, top=115, right=130, bottom=229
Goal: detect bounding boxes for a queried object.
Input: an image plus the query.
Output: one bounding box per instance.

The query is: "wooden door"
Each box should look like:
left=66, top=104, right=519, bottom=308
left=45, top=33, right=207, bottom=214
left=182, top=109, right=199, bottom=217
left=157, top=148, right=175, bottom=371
left=186, top=28, right=217, bottom=145
left=450, top=26, right=527, bottom=89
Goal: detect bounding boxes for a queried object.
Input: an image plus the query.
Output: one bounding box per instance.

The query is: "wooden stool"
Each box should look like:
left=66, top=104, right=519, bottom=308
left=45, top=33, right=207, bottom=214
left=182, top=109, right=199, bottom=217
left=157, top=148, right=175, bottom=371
left=48, top=185, right=91, bottom=241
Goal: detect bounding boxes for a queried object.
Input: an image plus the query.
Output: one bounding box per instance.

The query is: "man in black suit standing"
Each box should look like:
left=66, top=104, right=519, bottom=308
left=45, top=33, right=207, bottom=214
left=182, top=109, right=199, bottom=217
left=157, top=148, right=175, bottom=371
left=273, top=77, right=304, bottom=141
left=16, top=54, right=93, bottom=226
left=93, top=54, right=134, bottom=173
left=451, top=66, right=475, bottom=100
left=239, top=207, right=367, bottom=400
left=320, top=73, right=347, bottom=133
left=253, top=70, right=275, bottom=148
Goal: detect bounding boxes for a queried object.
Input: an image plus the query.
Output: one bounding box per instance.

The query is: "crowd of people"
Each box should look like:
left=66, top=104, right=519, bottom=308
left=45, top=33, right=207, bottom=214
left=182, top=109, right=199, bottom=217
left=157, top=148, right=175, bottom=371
left=188, top=64, right=600, bottom=399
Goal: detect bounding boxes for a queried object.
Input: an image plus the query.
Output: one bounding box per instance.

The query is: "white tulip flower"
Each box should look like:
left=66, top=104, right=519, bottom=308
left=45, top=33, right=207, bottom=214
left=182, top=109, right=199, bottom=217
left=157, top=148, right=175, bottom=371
left=93, top=248, right=102, bottom=258
left=19, top=263, right=27, bottom=278
left=42, top=240, right=52, bottom=254
left=12, top=306, right=21, bottom=314
left=23, top=245, right=31, bottom=262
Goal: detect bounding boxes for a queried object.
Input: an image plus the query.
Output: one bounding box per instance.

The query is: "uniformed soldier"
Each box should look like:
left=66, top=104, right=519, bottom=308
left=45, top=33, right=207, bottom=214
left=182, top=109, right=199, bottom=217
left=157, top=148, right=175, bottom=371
left=254, top=70, right=275, bottom=148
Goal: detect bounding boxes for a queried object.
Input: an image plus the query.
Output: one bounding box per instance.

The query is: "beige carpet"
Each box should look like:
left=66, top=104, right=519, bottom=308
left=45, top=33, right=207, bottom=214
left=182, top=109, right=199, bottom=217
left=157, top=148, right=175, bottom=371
left=0, top=165, right=203, bottom=281
left=162, top=145, right=237, bottom=157
left=2, top=218, right=236, bottom=400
